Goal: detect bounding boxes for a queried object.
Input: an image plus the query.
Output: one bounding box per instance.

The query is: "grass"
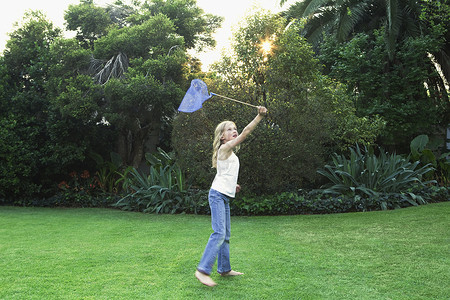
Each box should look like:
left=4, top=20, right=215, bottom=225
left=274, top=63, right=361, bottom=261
left=0, top=203, right=449, bottom=299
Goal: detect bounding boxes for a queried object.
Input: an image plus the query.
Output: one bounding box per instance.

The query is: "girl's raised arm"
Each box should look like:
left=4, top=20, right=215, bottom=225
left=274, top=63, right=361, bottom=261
left=221, top=106, right=267, bottom=152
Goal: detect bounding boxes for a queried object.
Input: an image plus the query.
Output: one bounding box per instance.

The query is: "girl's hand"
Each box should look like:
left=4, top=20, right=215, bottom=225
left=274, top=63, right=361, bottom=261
left=236, top=184, right=241, bottom=194
left=258, top=106, right=267, bottom=116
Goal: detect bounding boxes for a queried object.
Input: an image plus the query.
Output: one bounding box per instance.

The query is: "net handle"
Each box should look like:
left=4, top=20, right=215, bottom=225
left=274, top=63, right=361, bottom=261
left=211, top=93, right=258, bottom=108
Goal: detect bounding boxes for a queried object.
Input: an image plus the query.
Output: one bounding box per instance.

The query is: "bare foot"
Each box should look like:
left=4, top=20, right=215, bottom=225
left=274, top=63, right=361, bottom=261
left=195, top=270, right=217, bottom=287
left=220, top=270, right=244, bottom=276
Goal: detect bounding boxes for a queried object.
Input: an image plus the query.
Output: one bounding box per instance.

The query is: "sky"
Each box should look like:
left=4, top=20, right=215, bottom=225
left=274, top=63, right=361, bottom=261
left=0, top=0, right=295, bottom=70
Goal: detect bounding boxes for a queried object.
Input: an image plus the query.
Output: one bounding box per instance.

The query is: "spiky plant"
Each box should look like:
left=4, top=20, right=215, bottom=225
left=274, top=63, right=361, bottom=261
left=317, top=145, right=435, bottom=208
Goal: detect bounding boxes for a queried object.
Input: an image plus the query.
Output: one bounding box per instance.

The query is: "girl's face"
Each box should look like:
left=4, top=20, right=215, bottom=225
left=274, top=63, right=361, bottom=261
left=221, top=122, right=238, bottom=144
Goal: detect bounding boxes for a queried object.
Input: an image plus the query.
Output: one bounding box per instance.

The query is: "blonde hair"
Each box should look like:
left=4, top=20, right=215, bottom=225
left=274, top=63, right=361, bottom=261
left=212, top=121, right=239, bottom=168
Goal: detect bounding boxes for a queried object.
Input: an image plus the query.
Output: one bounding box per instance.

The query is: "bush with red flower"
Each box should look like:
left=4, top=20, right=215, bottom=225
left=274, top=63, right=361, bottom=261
left=58, top=170, right=100, bottom=194
left=54, top=170, right=114, bottom=207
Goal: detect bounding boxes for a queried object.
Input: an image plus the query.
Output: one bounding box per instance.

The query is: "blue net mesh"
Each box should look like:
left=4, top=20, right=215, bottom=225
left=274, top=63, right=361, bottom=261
left=178, top=79, right=212, bottom=112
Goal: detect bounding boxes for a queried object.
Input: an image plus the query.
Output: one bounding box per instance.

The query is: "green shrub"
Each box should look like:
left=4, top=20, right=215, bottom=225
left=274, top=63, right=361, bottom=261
left=114, top=148, right=208, bottom=214
left=229, top=191, right=373, bottom=215
left=316, top=145, right=435, bottom=208
left=0, top=117, right=43, bottom=202
left=115, top=165, right=183, bottom=213
left=42, top=193, right=118, bottom=208
left=20, top=169, right=118, bottom=208
left=227, top=186, right=449, bottom=216
left=90, top=151, right=124, bottom=194
left=414, top=185, right=450, bottom=203
left=409, top=134, right=450, bottom=186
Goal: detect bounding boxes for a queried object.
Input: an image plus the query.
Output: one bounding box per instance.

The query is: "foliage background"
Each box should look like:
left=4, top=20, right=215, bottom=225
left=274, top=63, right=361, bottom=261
left=0, top=1, right=448, bottom=210
left=0, top=0, right=222, bottom=203
left=172, top=12, right=385, bottom=195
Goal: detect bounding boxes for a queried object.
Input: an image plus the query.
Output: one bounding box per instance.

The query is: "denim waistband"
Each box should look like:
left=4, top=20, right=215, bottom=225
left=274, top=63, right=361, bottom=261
left=209, top=189, right=230, bottom=203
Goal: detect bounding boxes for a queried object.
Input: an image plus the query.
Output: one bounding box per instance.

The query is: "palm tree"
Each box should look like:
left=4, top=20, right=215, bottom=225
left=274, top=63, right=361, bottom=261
left=281, top=0, right=449, bottom=152
left=280, top=0, right=423, bottom=61
left=281, top=0, right=449, bottom=90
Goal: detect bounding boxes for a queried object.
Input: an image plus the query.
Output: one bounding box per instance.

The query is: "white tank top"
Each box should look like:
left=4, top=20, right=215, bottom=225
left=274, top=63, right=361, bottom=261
left=211, top=151, right=240, bottom=198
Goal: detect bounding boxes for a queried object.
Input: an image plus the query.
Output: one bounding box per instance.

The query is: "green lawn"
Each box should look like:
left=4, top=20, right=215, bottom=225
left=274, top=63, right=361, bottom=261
left=0, top=203, right=449, bottom=299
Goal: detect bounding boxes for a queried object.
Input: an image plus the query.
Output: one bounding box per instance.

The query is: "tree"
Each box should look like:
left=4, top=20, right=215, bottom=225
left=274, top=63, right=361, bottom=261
left=102, top=74, right=183, bottom=167
left=90, top=14, right=185, bottom=167
left=281, top=0, right=424, bottom=61
left=46, top=39, right=114, bottom=173
left=142, top=0, right=223, bottom=50
left=93, top=13, right=184, bottom=59
left=282, top=0, right=449, bottom=86
left=172, top=11, right=384, bottom=194
left=1, top=11, right=62, bottom=200
left=62, top=0, right=222, bottom=167
left=3, top=11, right=61, bottom=94
left=0, top=11, right=116, bottom=202
left=65, top=0, right=224, bottom=51
left=282, top=0, right=449, bottom=151
left=65, top=0, right=111, bottom=49
left=319, top=30, right=448, bottom=151
left=0, top=1, right=222, bottom=201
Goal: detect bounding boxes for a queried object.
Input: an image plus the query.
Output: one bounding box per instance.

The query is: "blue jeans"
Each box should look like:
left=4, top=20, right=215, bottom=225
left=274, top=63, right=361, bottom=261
left=197, top=189, right=231, bottom=275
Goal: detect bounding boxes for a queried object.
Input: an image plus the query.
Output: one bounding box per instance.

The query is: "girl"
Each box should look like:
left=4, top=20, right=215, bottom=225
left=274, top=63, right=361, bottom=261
left=195, top=106, right=267, bottom=287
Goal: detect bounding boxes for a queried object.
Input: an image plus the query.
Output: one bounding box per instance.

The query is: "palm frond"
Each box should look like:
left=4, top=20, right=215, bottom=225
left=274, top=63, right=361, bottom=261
left=303, top=0, right=332, bottom=17
left=302, top=7, right=336, bottom=45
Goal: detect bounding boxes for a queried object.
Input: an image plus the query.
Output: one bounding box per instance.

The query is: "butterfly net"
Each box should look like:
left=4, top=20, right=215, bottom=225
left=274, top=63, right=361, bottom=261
left=177, top=79, right=212, bottom=113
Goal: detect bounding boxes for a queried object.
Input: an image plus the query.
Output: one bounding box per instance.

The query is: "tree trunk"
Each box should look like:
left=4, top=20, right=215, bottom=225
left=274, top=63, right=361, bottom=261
left=115, top=119, right=161, bottom=168
left=131, top=128, right=146, bottom=168
left=116, top=132, right=128, bottom=165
